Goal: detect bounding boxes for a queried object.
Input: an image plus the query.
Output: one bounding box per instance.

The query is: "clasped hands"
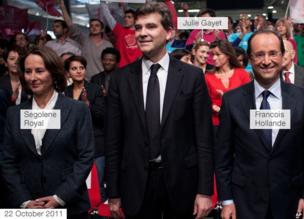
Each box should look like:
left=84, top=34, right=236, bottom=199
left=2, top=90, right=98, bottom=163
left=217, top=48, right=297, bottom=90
left=25, top=196, right=60, bottom=209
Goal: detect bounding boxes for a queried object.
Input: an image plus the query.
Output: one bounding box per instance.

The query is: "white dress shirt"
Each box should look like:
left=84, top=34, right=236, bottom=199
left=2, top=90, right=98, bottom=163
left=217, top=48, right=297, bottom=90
left=21, top=91, right=65, bottom=208
left=254, top=78, right=282, bottom=146
left=283, top=63, right=295, bottom=84
left=31, top=91, right=58, bottom=155
left=142, top=53, right=170, bottom=122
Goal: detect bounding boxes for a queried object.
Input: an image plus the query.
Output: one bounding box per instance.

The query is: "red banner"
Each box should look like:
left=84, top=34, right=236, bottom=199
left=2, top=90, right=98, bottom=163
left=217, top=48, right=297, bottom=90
left=35, top=0, right=61, bottom=17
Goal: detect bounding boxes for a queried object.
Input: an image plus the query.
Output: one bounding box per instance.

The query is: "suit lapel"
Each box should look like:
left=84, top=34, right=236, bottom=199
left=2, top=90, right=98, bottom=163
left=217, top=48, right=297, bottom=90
left=241, top=82, right=272, bottom=153
left=64, top=85, right=73, bottom=98
left=41, top=94, right=71, bottom=155
left=272, top=82, right=296, bottom=150
left=161, top=58, right=184, bottom=130
left=294, top=65, right=304, bottom=87
left=19, top=100, right=39, bottom=155
left=127, top=60, right=146, bottom=130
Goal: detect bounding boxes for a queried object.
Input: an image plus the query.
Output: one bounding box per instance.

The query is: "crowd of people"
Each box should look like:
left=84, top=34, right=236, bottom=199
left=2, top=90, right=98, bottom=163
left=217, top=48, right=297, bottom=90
left=0, top=0, right=304, bottom=219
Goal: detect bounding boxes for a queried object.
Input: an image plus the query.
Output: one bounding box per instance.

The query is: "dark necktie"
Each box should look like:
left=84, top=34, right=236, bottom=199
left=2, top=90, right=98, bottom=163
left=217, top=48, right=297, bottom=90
left=284, top=72, right=291, bottom=83
left=260, top=90, right=272, bottom=147
left=146, top=64, right=161, bottom=159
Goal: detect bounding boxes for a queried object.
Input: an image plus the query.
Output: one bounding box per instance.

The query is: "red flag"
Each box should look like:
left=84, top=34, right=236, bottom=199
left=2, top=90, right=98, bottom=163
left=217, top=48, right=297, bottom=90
left=35, top=0, right=61, bottom=17
left=0, top=5, right=28, bottom=39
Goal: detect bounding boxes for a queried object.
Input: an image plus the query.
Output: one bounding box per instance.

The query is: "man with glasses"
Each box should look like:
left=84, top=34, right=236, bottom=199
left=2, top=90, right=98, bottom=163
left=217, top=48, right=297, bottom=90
left=215, top=30, right=304, bottom=219
left=282, top=39, right=304, bottom=88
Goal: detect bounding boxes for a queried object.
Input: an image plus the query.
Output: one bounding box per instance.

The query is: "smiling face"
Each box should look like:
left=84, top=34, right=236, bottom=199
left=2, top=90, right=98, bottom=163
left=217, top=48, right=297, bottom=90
left=24, top=54, right=54, bottom=97
left=135, top=12, right=173, bottom=62
left=250, top=33, right=283, bottom=87
left=102, top=54, right=117, bottom=72
left=193, top=45, right=209, bottom=66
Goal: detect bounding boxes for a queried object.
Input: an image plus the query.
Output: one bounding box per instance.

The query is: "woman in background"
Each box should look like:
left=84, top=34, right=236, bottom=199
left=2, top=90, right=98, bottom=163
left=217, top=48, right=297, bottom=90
left=205, top=40, right=251, bottom=129
left=275, top=17, right=298, bottom=63
left=0, top=46, right=29, bottom=112
left=192, top=41, right=210, bottom=73
left=64, top=55, right=106, bottom=201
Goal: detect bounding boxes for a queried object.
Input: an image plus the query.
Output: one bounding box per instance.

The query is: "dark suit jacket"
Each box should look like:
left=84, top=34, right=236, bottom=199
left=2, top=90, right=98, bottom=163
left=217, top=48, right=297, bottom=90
left=0, top=89, right=8, bottom=207
left=0, top=75, right=28, bottom=108
left=1, top=94, right=95, bottom=214
left=91, top=72, right=106, bottom=88
left=106, top=58, right=214, bottom=216
left=65, top=81, right=105, bottom=157
left=295, top=64, right=304, bottom=88
left=215, top=80, right=304, bottom=219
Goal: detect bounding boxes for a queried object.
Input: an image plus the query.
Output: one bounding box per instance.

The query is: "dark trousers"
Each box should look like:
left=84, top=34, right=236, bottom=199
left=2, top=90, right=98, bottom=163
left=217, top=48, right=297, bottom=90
left=265, top=204, right=274, bottom=219
left=126, top=167, right=194, bottom=219
left=68, top=212, right=89, bottom=219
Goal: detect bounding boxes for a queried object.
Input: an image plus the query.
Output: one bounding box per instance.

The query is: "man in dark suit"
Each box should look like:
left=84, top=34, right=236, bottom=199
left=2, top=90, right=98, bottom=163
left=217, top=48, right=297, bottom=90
left=106, top=2, right=214, bottom=219
left=282, top=39, right=304, bottom=88
left=216, top=30, right=304, bottom=219
left=90, top=47, right=120, bottom=96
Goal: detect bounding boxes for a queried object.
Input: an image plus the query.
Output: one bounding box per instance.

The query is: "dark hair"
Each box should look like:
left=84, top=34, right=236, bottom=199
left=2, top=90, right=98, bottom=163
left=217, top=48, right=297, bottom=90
left=64, top=55, right=87, bottom=72
left=0, top=39, right=7, bottom=49
left=54, top=20, right=68, bottom=29
left=125, top=9, right=136, bottom=17
left=19, top=46, right=67, bottom=94
left=3, top=45, right=23, bottom=61
left=228, top=16, right=233, bottom=25
left=13, top=32, right=29, bottom=43
left=197, top=9, right=216, bottom=17
left=235, top=47, right=248, bottom=67
left=210, top=40, right=242, bottom=68
left=90, top=19, right=104, bottom=29
left=101, top=47, right=121, bottom=63
left=247, top=29, right=285, bottom=56
left=135, top=2, right=173, bottom=31
left=171, top=49, right=192, bottom=61
left=60, top=52, right=75, bottom=58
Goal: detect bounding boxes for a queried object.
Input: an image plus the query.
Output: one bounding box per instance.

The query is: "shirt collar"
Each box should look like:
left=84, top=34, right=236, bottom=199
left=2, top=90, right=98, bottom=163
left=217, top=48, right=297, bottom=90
left=32, top=91, right=58, bottom=110
left=254, top=77, right=281, bottom=100
left=142, top=53, right=170, bottom=74
left=284, top=63, right=295, bottom=75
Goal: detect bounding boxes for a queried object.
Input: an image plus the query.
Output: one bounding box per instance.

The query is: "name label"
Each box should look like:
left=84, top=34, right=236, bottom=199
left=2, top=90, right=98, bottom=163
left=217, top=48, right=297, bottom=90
left=20, top=110, right=61, bottom=129
left=250, top=109, right=290, bottom=129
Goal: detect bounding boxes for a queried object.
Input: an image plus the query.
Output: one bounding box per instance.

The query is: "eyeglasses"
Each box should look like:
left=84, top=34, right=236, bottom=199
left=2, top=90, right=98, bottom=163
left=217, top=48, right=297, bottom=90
left=251, top=51, right=282, bottom=61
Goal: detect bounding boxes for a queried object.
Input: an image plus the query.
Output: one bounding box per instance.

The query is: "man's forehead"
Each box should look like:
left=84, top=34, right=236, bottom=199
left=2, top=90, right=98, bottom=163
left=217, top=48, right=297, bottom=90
left=252, top=34, right=279, bottom=45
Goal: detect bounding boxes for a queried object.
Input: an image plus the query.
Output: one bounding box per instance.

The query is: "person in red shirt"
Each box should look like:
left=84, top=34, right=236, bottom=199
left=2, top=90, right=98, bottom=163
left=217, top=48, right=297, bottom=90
left=100, top=3, right=142, bottom=68
left=205, top=40, right=251, bottom=128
